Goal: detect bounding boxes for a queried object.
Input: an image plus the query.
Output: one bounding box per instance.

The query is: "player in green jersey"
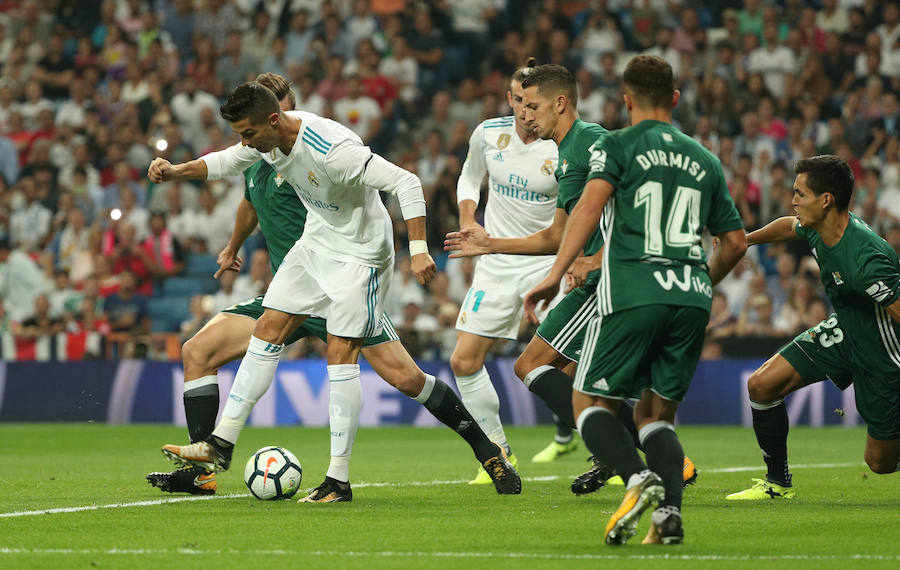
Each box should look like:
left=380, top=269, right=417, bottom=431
left=148, top=74, right=521, bottom=499
left=526, top=55, right=747, bottom=545
left=446, top=64, right=699, bottom=493
left=727, top=155, right=900, bottom=501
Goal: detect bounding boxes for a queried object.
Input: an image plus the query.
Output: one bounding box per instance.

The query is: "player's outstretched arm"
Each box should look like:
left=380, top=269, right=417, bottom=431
left=214, top=197, right=259, bottom=279
left=444, top=207, right=569, bottom=257
left=524, top=178, right=611, bottom=323
left=147, top=157, right=209, bottom=183
left=747, top=216, right=799, bottom=246
left=708, top=228, right=748, bottom=286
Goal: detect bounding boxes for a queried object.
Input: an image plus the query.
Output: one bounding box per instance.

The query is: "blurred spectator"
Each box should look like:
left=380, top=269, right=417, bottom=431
left=18, top=79, right=53, bottom=130
left=333, top=75, right=381, bottom=145
left=317, top=55, right=349, bottom=103
left=379, top=35, right=419, bottom=110
left=767, top=252, right=798, bottom=314
left=707, top=292, right=737, bottom=339
left=32, top=34, right=72, bottom=102
left=143, top=211, right=186, bottom=279
left=9, top=175, right=51, bottom=250
left=103, top=268, right=149, bottom=334
left=295, top=74, right=326, bottom=116
left=717, top=257, right=757, bottom=317
left=162, top=0, right=196, bottom=64
left=234, top=248, right=271, bottom=298
left=170, top=76, right=220, bottom=142
left=449, top=78, right=483, bottom=133
left=211, top=269, right=244, bottom=314
left=217, top=31, right=257, bottom=95
left=12, top=293, right=63, bottom=337
left=192, top=185, right=234, bottom=255
left=285, top=10, right=314, bottom=65
left=407, top=9, right=445, bottom=98
left=577, top=11, right=623, bottom=76
left=180, top=294, right=212, bottom=340
left=47, top=269, right=81, bottom=318
left=109, top=222, right=154, bottom=296
left=736, top=292, right=779, bottom=337
left=56, top=206, right=89, bottom=273
left=161, top=183, right=196, bottom=244
left=774, top=278, right=817, bottom=335
left=0, top=237, right=49, bottom=322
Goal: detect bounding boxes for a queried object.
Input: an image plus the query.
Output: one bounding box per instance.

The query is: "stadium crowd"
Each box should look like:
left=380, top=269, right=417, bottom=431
left=0, top=0, right=900, bottom=361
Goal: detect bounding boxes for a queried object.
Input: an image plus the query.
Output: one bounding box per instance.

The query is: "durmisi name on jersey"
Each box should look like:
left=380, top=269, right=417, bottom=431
left=635, top=149, right=707, bottom=183
left=492, top=174, right=552, bottom=203
left=297, top=186, right=339, bottom=211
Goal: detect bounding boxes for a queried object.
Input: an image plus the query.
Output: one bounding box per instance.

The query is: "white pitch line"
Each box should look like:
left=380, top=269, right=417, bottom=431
left=0, top=548, right=897, bottom=562
left=0, top=462, right=866, bottom=519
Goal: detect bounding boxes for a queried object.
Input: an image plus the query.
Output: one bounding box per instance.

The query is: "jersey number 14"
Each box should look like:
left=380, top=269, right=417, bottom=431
left=635, top=181, right=702, bottom=260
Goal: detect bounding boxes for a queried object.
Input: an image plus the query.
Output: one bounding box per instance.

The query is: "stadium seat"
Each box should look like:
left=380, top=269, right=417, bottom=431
left=183, top=254, right=220, bottom=278
left=162, top=276, right=216, bottom=297
left=148, top=296, right=193, bottom=332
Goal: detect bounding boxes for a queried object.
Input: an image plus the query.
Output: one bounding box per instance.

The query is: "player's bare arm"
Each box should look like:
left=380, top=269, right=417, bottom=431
left=746, top=216, right=799, bottom=246
left=524, top=178, right=611, bottom=322
left=887, top=296, right=900, bottom=324
left=405, top=215, right=437, bottom=285
left=147, top=157, right=209, bottom=183
left=457, top=199, right=482, bottom=230
left=445, top=206, right=568, bottom=257
left=214, top=197, right=259, bottom=279
left=708, top=228, right=748, bottom=286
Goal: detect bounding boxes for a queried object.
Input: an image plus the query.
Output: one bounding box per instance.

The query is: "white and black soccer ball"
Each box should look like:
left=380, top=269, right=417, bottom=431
left=244, top=446, right=302, bottom=500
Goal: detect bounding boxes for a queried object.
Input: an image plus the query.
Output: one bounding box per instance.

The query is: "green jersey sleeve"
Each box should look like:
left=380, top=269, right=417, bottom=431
left=586, top=131, right=626, bottom=189
left=859, top=247, right=900, bottom=307
left=705, top=162, right=743, bottom=235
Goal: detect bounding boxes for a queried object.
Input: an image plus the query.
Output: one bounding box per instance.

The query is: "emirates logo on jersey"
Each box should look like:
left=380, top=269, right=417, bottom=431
left=308, top=170, right=319, bottom=187
left=541, top=160, right=554, bottom=175
left=497, top=134, right=510, bottom=149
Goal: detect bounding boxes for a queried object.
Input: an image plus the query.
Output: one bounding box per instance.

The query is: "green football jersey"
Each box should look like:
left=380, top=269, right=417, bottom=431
left=797, top=213, right=900, bottom=375
left=243, top=161, right=308, bottom=272
left=555, top=119, right=607, bottom=283
left=586, top=119, right=743, bottom=314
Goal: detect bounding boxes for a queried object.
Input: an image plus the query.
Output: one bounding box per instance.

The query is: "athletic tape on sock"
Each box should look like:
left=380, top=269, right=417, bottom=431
left=413, top=374, right=437, bottom=404
left=575, top=405, right=614, bottom=435
left=183, top=375, right=217, bottom=395
left=522, top=365, right=555, bottom=389
left=750, top=399, right=785, bottom=410
left=638, top=420, right=675, bottom=448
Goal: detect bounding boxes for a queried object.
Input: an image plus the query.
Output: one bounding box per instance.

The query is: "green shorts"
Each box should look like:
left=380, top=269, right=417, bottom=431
left=535, top=282, right=597, bottom=362
left=574, top=304, right=708, bottom=402
left=779, top=314, right=898, bottom=440
left=222, top=296, right=399, bottom=347
left=778, top=314, right=853, bottom=390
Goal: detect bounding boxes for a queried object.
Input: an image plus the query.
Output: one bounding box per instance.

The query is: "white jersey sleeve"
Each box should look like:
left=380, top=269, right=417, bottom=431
left=201, top=142, right=261, bottom=180
left=457, top=122, right=487, bottom=205
left=325, top=141, right=426, bottom=220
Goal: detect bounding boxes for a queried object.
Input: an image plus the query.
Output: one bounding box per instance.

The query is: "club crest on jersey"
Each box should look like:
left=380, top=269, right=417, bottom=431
left=459, top=311, right=467, bottom=324
left=497, top=133, right=510, bottom=149
left=832, top=272, right=843, bottom=285
left=561, top=159, right=568, bottom=174
left=541, top=159, right=554, bottom=175
left=274, top=173, right=285, bottom=187
left=308, top=171, right=319, bottom=187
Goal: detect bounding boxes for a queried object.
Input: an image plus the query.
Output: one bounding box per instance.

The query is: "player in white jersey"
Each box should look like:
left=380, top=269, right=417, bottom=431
left=148, top=82, right=521, bottom=500
left=450, top=61, right=571, bottom=485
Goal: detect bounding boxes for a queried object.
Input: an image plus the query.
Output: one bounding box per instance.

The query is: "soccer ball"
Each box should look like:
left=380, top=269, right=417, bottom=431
left=243, top=446, right=302, bottom=500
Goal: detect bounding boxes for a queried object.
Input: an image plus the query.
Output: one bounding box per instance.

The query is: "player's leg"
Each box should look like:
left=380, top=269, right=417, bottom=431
left=362, top=338, right=520, bottom=493
left=519, top=286, right=595, bottom=461
left=162, top=307, right=307, bottom=472
left=450, top=332, right=507, bottom=452
left=148, top=311, right=258, bottom=494
left=729, top=316, right=853, bottom=499
left=855, top=369, right=900, bottom=474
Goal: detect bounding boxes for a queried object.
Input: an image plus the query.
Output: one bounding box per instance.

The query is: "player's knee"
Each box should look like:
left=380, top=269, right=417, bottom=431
left=253, top=312, right=288, bottom=344
left=181, top=335, right=211, bottom=372
left=747, top=370, right=775, bottom=403
left=388, top=368, right=425, bottom=396
left=865, top=449, right=899, bottom=474
left=513, top=354, right=534, bottom=381
left=450, top=350, right=481, bottom=377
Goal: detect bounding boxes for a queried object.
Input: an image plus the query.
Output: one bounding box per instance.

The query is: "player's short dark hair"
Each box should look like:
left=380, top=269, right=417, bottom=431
left=255, top=72, right=296, bottom=109
left=511, top=57, right=537, bottom=84
left=623, top=55, right=674, bottom=108
left=520, top=64, right=577, bottom=105
left=220, top=82, right=281, bottom=125
left=795, top=155, right=854, bottom=212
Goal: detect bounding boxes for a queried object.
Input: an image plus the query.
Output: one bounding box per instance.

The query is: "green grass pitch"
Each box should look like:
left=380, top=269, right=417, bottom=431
left=0, top=424, right=897, bottom=569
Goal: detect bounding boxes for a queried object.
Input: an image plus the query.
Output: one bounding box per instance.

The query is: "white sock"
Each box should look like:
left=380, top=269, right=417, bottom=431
left=212, top=336, right=283, bottom=445
left=454, top=366, right=509, bottom=453
left=325, top=364, right=362, bottom=483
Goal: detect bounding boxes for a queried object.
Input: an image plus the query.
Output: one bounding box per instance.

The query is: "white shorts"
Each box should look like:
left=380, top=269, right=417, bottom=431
left=262, top=243, right=392, bottom=338
left=455, top=260, right=565, bottom=340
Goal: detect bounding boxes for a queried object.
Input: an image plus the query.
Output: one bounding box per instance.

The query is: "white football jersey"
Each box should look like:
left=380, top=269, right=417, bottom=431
left=203, top=111, right=403, bottom=267
left=457, top=116, right=559, bottom=273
